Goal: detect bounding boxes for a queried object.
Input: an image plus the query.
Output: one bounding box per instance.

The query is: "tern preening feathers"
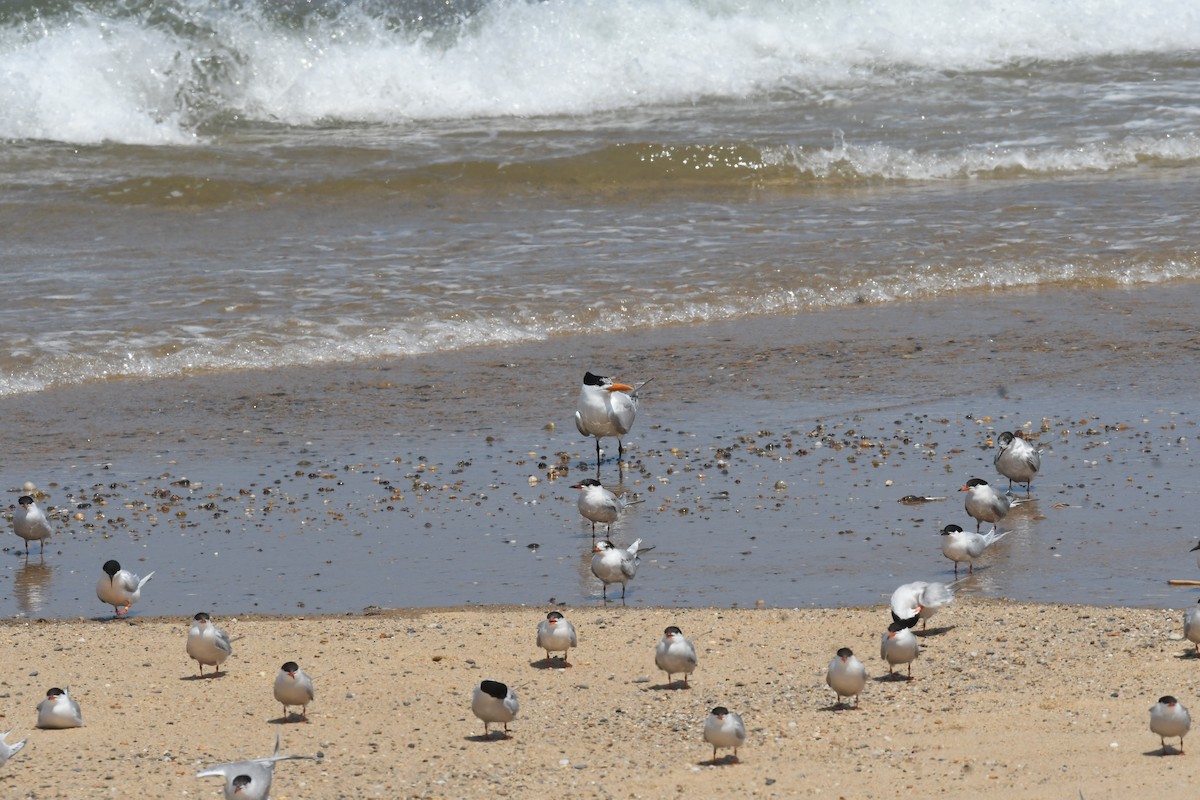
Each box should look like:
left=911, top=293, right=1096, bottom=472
left=195, top=730, right=322, bottom=800
left=274, top=661, right=315, bottom=721
left=826, top=647, right=867, bottom=708
left=1150, top=695, right=1191, bottom=755
left=13, top=495, right=53, bottom=555
left=703, top=706, right=746, bottom=764
left=994, top=430, right=1041, bottom=497
left=96, top=559, right=154, bottom=617
left=889, top=580, right=955, bottom=632
left=187, top=612, right=233, bottom=677
left=940, top=523, right=1009, bottom=576
left=575, top=371, right=642, bottom=470
left=591, top=538, right=652, bottom=601
left=536, top=610, right=578, bottom=666
left=655, top=625, right=698, bottom=688
left=36, top=687, right=83, bottom=729
left=471, top=679, right=519, bottom=739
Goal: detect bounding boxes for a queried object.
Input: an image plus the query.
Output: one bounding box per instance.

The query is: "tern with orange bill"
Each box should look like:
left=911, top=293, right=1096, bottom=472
left=574, top=371, right=648, bottom=470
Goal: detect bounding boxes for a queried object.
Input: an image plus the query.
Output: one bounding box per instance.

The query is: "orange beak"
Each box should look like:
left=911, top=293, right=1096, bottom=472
left=606, top=382, right=634, bottom=393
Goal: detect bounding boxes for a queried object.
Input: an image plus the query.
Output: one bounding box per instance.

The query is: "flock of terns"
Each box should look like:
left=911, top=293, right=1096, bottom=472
left=3, top=371, right=1194, bottom=788
left=6, top=486, right=323, bottom=797
left=471, top=371, right=1048, bottom=762
left=550, top=372, right=1195, bottom=760
left=469, top=371, right=745, bottom=764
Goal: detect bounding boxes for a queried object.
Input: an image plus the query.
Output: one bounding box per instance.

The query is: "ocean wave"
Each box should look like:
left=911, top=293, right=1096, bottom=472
left=3, top=0, right=1200, bottom=144
left=58, top=133, right=1200, bottom=208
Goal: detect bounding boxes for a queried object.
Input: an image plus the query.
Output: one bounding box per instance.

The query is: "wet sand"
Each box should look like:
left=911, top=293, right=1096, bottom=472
left=0, top=284, right=1197, bottom=616
left=3, top=601, right=1198, bottom=798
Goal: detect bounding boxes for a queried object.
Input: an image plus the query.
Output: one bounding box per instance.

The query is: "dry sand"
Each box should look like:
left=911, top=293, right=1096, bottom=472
left=2, top=600, right=1198, bottom=799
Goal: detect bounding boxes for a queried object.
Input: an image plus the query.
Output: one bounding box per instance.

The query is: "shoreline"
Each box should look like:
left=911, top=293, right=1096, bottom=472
left=3, top=600, right=1197, bottom=798
left=1, top=283, right=1198, bottom=617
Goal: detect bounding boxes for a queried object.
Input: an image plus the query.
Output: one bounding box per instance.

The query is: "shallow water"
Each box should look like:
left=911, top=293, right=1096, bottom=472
left=2, top=288, right=1196, bottom=618
left=4, top=0, right=1200, bottom=616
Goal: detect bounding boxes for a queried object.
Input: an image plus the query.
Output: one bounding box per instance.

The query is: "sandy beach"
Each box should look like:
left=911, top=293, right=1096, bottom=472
left=7, top=5, right=1200, bottom=794
left=2, top=601, right=1198, bottom=799
left=0, top=285, right=1197, bottom=796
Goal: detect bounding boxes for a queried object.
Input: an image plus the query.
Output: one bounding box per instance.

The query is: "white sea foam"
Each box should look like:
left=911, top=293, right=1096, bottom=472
left=3, top=0, right=1200, bottom=144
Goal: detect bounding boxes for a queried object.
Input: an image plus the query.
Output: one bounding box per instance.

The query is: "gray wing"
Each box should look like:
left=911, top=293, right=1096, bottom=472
left=608, top=392, right=636, bottom=435
left=213, top=627, right=234, bottom=656
left=116, top=572, right=140, bottom=594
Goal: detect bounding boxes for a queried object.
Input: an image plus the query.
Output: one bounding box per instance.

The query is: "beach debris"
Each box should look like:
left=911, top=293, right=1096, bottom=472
left=898, top=495, right=946, bottom=504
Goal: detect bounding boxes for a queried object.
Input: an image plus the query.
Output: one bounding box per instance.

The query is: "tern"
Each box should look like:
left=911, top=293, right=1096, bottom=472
left=1191, top=540, right=1200, bottom=571
left=591, top=538, right=652, bottom=601
left=881, top=620, right=919, bottom=680
left=1185, top=600, right=1200, bottom=657
left=655, top=625, right=698, bottom=688
left=940, top=523, right=1008, bottom=576
left=571, top=478, right=640, bottom=537
left=1150, top=695, right=1190, bottom=755
left=575, top=371, right=640, bottom=469
left=826, top=647, right=867, bottom=708
left=994, top=430, right=1042, bottom=497
left=703, top=706, right=746, bottom=765
left=890, top=580, right=955, bottom=632
left=274, top=661, right=315, bottom=722
left=96, top=559, right=154, bottom=617
left=196, top=731, right=322, bottom=800
left=187, top=612, right=233, bottom=677
left=536, top=610, right=578, bottom=666
left=0, top=728, right=25, bottom=767
left=36, top=687, right=83, bottom=729
left=13, top=495, right=53, bottom=555
left=960, top=478, right=1012, bottom=533
left=471, top=680, right=519, bottom=739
